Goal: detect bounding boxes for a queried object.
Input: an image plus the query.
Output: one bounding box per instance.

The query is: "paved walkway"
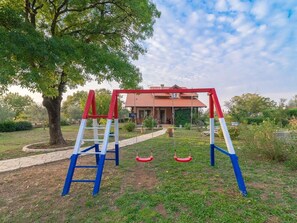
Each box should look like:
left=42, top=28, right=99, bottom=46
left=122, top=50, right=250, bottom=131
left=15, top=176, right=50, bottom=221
left=0, top=129, right=167, bottom=173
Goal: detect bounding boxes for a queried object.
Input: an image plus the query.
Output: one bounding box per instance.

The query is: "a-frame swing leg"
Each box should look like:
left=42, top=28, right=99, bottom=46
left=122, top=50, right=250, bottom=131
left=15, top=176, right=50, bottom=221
left=62, top=154, right=79, bottom=196
left=94, top=144, right=100, bottom=165
left=209, top=91, right=248, bottom=196
left=93, top=154, right=106, bottom=195
left=210, top=144, right=215, bottom=166
left=92, top=119, right=113, bottom=195
left=230, top=154, right=247, bottom=196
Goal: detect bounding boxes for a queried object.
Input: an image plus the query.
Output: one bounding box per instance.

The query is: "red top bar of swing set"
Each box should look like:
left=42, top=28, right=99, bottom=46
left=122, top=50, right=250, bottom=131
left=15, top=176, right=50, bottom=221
left=110, top=88, right=224, bottom=118
left=82, top=88, right=224, bottom=120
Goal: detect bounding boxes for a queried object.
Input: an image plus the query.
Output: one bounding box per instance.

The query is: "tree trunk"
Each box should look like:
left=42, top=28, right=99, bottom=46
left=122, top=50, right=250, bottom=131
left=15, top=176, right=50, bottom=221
left=42, top=95, right=66, bottom=145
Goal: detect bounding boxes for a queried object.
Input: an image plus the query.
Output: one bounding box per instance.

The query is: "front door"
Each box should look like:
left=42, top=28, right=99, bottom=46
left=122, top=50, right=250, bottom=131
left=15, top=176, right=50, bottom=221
left=160, top=109, right=166, bottom=124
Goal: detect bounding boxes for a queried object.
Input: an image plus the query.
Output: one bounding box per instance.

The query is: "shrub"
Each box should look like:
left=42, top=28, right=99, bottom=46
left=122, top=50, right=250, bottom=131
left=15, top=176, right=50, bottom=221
left=60, top=119, right=70, bottom=126
left=124, top=122, right=136, bottom=132
left=217, top=126, right=239, bottom=139
left=143, top=116, right=157, bottom=129
left=174, top=108, right=191, bottom=127
left=0, top=121, right=33, bottom=132
left=288, top=118, right=297, bottom=130
left=0, top=121, right=16, bottom=132
left=184, top=123, right=191, bottom=130
left=287, top=108, right=297, bottom=118
left=239, top=121, right=292, bottom=163
left=246, top=117, right=264, bottom=125
left=15, top=121, right=33, bottom=131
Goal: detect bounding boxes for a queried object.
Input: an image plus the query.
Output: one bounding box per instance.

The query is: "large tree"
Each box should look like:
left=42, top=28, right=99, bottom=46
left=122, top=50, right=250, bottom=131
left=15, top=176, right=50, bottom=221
left=0, top=0, right=160, bottom=145
left=225, top=93, right=277, bottom=122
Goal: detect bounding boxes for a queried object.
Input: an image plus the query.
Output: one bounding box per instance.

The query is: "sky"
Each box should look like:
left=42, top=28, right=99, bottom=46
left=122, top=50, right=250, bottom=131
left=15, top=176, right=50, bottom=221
left=9, top=0, right=297, bottom=106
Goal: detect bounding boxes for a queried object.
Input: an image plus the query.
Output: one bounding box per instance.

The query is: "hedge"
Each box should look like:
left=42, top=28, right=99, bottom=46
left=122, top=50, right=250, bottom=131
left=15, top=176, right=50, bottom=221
left=0, top=121, right=33, bottom=132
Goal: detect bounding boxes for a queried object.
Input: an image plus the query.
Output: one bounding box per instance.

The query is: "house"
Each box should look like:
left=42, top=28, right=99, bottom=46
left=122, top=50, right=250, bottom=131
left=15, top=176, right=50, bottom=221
left=125, top=85, right=207, bottom=125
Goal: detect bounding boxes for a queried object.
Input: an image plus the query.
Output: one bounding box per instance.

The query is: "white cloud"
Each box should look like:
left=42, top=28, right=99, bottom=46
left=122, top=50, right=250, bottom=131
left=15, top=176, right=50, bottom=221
left=215, top=0, right=229, bottom=11
left=229, top=0, right=250, bottom=12
left=251, top=0, right=269, bottom=20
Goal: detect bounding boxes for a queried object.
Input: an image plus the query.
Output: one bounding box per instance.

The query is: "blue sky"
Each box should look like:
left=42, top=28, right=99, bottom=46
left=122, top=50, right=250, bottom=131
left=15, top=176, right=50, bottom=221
left=9, top=0, right=297, bottom=105
left=134, top=0, right=297, bottom=104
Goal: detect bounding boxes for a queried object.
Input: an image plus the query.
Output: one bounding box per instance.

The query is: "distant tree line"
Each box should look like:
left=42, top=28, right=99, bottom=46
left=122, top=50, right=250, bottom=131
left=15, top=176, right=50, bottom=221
left=0, top=89, right=128, bottom=127
left=225, top=93, right=297, bottom=127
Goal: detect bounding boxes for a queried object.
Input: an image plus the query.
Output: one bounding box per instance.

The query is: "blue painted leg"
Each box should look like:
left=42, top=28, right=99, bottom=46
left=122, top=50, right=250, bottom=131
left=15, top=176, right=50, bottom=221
left=230, top=154, right=248, bottom=196
left=95, top=144, right=100, bottom=165
left=62, top=154, right=79, bottom=196
left=115, top=144, right=119, bottom=166
left=210, top=144, right=215, bottom=166
left=93, top=154, right=106, bottom=195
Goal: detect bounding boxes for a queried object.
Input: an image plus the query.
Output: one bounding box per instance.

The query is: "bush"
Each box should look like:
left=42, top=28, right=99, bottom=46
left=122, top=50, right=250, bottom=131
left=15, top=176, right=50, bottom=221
left=184, top=123, right=191, bottom=130
left=0, top=121, right=32, bottom=132
left=15, top=121, right=33, bottom=131
left=60, top=119, right=70, bottom=126
left=288, top=118, right=297, bottom=130
left=217, top=126, right=239, bottom=139
left=246, top=117, right=264, bottom=125
left=0, top=121, right=16, bottom=132
left=287, top=108, right=297, bottom=118
left=124, top=122, right=136, bottom=132
left=143, top=116, right=157, bottom=129
left=239, top=121, right=292, bottom=163
left=174, top=108, right=191, bottom=127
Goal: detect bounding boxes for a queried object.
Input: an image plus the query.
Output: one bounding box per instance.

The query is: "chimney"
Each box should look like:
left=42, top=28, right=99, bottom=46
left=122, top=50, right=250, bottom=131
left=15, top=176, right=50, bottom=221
left=160, top=84, right=164, bottom=88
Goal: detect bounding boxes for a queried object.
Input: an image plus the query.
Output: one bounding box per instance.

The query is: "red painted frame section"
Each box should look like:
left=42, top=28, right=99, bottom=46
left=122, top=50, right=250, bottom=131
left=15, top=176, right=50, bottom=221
left=209, top=93, right=214, bottom=118
left=82, top=88, right=224, bottom=120
left=211, top=89, right=224, bottom=118
left=82, top=90, right=96, bottom=119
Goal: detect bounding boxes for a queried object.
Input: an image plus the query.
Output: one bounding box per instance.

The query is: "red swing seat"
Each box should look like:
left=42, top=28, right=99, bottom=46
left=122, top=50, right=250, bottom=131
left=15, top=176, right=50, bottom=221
left=174, top=151, right=192, bottom=162
left=136, top=155, right=154, bottom=162
left=174, top=155, right=192, bottom=162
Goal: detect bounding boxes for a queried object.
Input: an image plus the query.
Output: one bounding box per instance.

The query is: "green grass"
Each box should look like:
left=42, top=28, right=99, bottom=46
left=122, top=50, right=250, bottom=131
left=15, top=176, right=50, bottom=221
left=0, top=129, right=296, bottom=222
left=0, top=124, right=143, bottom=160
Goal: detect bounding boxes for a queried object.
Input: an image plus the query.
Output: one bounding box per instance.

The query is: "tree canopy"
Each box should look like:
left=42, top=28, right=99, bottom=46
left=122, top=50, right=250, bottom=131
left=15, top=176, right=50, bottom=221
left=225, top=93, right=277, bottom=122
left=0, top=0, right=160, bottom=144
left=0, top=0, right=160, bottom=95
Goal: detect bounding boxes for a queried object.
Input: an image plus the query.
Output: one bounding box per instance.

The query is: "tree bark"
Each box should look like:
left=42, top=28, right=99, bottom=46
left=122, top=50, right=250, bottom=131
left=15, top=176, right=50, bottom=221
left=42, top=95, right=67, bottom=145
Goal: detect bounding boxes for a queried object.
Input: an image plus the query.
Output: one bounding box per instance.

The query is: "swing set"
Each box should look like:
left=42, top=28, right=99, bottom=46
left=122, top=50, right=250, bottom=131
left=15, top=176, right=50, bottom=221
left=62, top=88, right=248, bottom=197
left=133, top=92, right=193, bottom=163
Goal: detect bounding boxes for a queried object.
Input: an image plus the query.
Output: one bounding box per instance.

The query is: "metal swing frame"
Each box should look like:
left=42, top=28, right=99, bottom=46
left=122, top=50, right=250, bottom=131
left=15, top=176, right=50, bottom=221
left=62, top=88, right=247, bottom=197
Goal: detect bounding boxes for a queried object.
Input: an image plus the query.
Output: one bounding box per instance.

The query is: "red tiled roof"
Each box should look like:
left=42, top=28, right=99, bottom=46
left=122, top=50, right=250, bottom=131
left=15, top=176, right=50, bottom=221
left=125, top=93, right=206, bottom=107
left=125, top=85, right=206, bottom=107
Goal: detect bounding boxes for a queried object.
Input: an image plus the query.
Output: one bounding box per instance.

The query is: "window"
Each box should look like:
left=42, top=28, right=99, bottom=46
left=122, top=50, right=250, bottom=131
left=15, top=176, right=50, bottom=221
left=172, top=93, right=178, bottom=98
left=139, top=109, right=151, bottom=119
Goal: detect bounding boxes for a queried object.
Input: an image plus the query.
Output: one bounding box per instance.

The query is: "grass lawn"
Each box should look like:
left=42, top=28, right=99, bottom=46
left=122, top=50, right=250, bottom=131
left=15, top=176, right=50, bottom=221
left=0, top=129, right=296, bottom=222
left=0, top=124, right=143, bottom=160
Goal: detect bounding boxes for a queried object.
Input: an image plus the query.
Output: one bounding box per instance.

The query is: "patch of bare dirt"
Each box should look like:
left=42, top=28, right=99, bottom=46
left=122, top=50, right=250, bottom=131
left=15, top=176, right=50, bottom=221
left=120, top=164, right=158, bottom=193
left=265, top=215, right=280, bottom=223
left=155, top=204, right=167, bottom=217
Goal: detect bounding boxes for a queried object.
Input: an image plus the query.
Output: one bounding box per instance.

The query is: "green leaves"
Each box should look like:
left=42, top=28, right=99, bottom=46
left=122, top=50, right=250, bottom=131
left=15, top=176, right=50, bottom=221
left=0, top=1, right=160, bottom=96
left=225, top=93, right=277, bottom=122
